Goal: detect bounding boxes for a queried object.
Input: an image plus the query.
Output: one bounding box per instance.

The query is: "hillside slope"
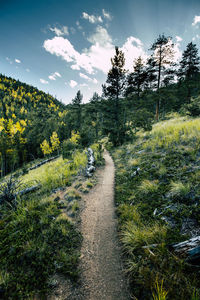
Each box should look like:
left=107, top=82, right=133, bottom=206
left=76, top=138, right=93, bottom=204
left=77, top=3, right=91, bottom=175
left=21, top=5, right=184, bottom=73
left=113, top=115, right=200, bottom=299
left=0, top=74, right=69, bottom=176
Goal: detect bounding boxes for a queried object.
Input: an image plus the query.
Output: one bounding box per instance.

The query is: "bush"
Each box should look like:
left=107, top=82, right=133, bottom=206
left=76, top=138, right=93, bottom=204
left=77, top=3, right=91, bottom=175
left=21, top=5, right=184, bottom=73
left=0, top=176, right=21, bottom=210
left=0, top=199, right=81, bottom=298
left=62, top=140, right=75, bottom=159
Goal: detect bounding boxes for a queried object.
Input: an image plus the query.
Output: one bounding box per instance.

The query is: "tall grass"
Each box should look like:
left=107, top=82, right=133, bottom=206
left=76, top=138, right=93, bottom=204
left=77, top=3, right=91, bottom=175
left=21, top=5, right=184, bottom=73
left=20, top=151, right=87, bottom=194
left=152, top=278, right=168, bottom=300
left=143, top=117, right=200, bottom=151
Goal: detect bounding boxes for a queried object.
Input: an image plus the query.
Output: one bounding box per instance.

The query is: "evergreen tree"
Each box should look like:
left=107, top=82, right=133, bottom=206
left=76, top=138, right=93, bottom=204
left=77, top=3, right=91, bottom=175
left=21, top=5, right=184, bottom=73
left=150, top=34, right=175, bottom=120
left=178, top=42, right=200, bottom=80
left=102, top=46, right=126, bottom=145
left=145, top=56, right=157, bottom=90
left=71, top=90, right=83, bottom=131
left=126, top=56, right=147, bottom=99
left=89, top=92, right=102, bottom=140
left=178, top=42, right=200, bottom=103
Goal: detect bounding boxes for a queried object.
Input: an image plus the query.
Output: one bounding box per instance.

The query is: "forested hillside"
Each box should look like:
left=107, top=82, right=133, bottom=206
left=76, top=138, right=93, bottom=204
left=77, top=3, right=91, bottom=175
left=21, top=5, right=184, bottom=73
left=1, top=37, right=200, bottom=178
left=1, top=33, right=200, bottom=299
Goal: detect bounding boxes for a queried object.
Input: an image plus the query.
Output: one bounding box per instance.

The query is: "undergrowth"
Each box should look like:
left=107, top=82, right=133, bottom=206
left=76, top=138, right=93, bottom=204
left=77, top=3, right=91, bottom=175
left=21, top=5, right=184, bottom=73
left=113, top=116, right=200, bottom=299
left=0, top=144, right=103, bottom=299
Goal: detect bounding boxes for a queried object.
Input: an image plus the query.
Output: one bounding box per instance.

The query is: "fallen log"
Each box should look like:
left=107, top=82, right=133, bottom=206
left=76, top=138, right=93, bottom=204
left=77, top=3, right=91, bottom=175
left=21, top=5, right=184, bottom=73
left=169, top=236, right=200, bottom=264
left=142, top=236, right=200, bottom=265
left=28, top=156, right=59, bottom=171
left=16, top=184, right=41, bottom=196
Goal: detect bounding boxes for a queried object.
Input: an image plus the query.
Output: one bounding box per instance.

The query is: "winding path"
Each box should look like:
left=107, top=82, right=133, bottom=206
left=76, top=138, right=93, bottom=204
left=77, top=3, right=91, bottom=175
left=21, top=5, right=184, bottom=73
left=49, top=150, right=130, bottom=299
left=79, top=150, right=129, bottom=300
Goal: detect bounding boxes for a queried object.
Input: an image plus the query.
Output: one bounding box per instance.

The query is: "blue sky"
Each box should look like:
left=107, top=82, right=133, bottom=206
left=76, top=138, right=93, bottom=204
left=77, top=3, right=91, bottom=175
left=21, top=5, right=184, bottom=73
left=0, top=0, right=200, bottom=104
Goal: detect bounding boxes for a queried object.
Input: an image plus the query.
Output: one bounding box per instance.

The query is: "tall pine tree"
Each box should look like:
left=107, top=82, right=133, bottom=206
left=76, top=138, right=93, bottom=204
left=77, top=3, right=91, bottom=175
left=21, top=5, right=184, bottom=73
left=102, top=46, right=126, bottom=145
left=178, top=42, right=200, bottom=103
left=150, top=34, right=175, bottom=120
left=126, top=56, right=147, bottom=99
left=71, top=90, right=83, bottom=132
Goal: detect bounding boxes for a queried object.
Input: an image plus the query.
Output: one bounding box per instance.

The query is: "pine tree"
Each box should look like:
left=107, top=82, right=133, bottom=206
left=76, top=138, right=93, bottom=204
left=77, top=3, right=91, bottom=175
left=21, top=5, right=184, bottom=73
left=71, top=90, right=83, bottom=131
left=89, top=92, right=102, bottom=140
left=178, top=42, right=200, bottom=103
left=150, top=34, right=175, bottom=120
left=178, top=42, right=200, bottom=80
left=126, top=56, right=147, bottom=99
left=102, top=46, right=126, bottom=146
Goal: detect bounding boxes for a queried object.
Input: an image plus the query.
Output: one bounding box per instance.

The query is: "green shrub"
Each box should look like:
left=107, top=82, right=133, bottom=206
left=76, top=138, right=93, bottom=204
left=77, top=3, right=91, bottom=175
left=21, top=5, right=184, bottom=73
left=0, top=199, right=81, bottom=298
left=62, top=140, right=75, bottom=159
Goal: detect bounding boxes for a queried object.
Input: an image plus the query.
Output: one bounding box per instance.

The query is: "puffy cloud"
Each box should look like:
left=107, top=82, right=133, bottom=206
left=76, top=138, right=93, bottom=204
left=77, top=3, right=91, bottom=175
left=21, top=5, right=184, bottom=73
left=50, top=25, right=69, bottom=36
left=48, top=71, right=61, bottom=80
left=79, top=72, right=98, bottom=83
left=15, top=58, right=21, bottom=63
left=40, top=78, right=49, bottom=84
left=43, top=27, right=148, bottom=75
left=192, top=16, right=200, bottom=26
left=69, top=80, right=78, bottom=88
left=121, top=37, right=148, bottom=71
left=71, top=64, right=80, bottom=70
left=176, top=36, right=183, bottom=42
left=43, top=26, right=115, bottom=74
left=102, top=9, right=112, bottom=20
left=173, top=42, right=182, bottom=62
left=87, top=25, right=112, bottom=45
left=82, top=12, right=103, bottom=23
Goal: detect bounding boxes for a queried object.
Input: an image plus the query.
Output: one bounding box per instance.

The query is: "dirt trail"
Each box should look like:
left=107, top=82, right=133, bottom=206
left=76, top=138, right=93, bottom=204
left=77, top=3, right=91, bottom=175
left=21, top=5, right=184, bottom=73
left=49, top=150, right=130, bottom=300
left=79, top=150, right=129, bottom=300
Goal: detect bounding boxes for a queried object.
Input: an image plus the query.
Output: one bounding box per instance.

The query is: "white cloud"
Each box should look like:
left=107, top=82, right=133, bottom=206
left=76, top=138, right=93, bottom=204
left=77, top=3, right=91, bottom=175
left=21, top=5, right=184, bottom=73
left=102, top=9, right=112, bottom=20
left=40, top=78, right=49, bottom=84
left=76, top=21, right=82, bottom=30
left=87, top=25, right=112, bottom=45
left=69, top=80, right=78, bottom=88
left=26, top=68, right=30, bottom=72
left=6, top=57, right=13, bottom=64
left=176, top=36, right=183, bottom=42
left=173, top=43, right=182, bottom=62
left=43, top=27, right=148, bottom=75
left=79, top=72, right=98, bottom=83
left=50, top=25, right=69, bottom=36
left=48, top=71, right=61, bottom=80
left=192, top=16, right=200, bottom=26
left=15, top=59, right=21, bottom=63
left=80, top=83, right=88, bottom=87
left=121, top=37, right=148, bottom=71
left=82, top=12, right=103, bottom=23
left=71, top=64, right=80, bottom=70
left=43, top=30, right=114, bottom=74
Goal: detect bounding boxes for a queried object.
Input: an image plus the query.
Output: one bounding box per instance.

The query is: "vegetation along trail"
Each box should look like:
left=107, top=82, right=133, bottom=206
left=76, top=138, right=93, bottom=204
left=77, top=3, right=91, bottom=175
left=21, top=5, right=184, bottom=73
left=79, top=150, right=130, bottom=300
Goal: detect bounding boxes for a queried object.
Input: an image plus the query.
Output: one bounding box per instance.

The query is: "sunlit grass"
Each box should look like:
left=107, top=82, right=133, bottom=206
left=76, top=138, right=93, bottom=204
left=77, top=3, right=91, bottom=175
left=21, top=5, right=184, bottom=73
left=143, top=117, right=200, bottom=151
left=20, top=151, right=87, bottom=193
left=138, top=179, right=159, bottom=194
left=121, top=220, right=167, bottom=254
left=152, top=278, right=168, bottom=300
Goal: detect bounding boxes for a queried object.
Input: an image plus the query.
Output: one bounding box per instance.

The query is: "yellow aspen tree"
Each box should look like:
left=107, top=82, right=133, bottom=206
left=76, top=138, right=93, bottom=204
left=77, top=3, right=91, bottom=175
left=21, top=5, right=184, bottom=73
left=50, top=131, right=60, bottom=152
left=40, top=140, right=52, bottom=156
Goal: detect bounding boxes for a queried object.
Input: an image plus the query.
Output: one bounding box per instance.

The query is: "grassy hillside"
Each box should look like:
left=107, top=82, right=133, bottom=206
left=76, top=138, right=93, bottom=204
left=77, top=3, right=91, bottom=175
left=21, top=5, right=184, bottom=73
left=0, top=144, right=103, bottom=299
left=112, top=115, right=200, bottom=299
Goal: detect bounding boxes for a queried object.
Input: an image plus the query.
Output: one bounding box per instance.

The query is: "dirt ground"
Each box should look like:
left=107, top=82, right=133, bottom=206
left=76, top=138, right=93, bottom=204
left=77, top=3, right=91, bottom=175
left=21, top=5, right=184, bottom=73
left=49, top=151, right=130, bottom=300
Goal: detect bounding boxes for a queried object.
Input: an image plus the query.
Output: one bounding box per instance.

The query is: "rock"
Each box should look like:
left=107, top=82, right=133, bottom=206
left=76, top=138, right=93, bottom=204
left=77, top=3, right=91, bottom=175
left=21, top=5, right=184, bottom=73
left=54, top=196, right=60, bottom=202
